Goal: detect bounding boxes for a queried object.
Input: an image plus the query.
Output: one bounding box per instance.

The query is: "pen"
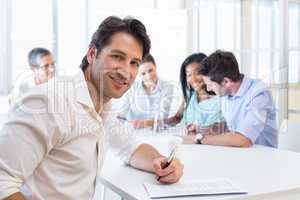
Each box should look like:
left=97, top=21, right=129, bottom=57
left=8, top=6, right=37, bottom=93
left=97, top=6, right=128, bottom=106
left=157, top=146, right=178, bottom=181
left=117, top=116, right=128, bottom=122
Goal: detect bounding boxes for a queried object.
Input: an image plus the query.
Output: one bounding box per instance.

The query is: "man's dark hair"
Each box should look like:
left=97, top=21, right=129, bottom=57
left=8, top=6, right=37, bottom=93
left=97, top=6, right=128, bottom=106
left=80, top=16, right=151, bottom=71
left=199, top=50, right=242, bottom=84
left=28, top=47, right=51, bottom=68
left=141, top=54, right=156, bottom=66
left=180, top=53, right=215, bottom=103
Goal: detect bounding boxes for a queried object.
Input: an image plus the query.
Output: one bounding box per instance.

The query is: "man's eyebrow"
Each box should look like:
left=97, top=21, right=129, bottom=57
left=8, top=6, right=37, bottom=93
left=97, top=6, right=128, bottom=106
left=111, top=49, right=142, bottom=63
left=111, top=49, right=126, bottom=56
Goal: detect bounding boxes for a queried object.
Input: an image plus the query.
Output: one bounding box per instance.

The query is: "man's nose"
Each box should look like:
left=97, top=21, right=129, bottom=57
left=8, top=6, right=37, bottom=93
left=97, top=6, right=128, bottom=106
left=116, top=67, right=131, bottom=80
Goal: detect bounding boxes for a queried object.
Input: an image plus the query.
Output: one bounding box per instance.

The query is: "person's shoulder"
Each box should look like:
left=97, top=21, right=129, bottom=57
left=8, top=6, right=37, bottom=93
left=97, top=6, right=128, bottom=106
left=242, top=77, right=273, bottom=106
left=248, top=78, right=271, bottom=96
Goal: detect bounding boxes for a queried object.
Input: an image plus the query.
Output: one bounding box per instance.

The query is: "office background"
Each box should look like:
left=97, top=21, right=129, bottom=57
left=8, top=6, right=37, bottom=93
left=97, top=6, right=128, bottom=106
left=0, top=0, right=300, bottom=126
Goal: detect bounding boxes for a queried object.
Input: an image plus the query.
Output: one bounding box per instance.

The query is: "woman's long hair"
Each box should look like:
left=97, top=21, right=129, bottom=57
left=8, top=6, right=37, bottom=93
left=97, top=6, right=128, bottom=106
left=180, top=53, right=208, bottom=103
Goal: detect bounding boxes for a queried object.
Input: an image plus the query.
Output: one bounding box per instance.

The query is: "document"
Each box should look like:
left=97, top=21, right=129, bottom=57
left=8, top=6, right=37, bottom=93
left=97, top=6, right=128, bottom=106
left=143, top=178, right=247, bottom=199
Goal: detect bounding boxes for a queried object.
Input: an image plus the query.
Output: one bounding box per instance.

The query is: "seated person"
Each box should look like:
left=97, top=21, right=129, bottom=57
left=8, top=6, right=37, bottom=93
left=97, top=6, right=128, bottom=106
left=117, top=54, right=174, bottom=129
left=9, top=47, right=56, bottom=105
left=165, top=53, right=225, bottom=132
left=183, top=50, right=277, bottom=148
left=0, top=16, right=183, bottom=200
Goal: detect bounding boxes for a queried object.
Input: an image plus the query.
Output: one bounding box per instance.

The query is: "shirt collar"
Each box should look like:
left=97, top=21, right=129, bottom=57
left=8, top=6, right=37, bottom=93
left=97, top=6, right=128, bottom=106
left=231, top=75, right=252, bottom=98
left=73, top=70, right=95, bottom=109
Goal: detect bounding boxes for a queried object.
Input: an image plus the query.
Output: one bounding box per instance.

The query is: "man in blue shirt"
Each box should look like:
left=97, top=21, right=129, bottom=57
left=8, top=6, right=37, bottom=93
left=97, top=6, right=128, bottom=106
left=183, top=50, right=277, bottom=148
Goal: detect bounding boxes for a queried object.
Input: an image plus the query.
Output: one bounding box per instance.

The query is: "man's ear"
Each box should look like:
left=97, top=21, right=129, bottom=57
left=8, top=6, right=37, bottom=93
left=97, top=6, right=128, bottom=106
left=87, top=46, right=97, bottom=65
left=222, top=77, right=232, bottom=86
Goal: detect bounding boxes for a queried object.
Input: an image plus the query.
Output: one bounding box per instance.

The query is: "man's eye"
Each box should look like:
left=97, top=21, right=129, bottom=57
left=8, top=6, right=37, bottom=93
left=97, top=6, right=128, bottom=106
left=112, top=55, right=122, bottom=60
left=131, top=61, right=140, bottom=68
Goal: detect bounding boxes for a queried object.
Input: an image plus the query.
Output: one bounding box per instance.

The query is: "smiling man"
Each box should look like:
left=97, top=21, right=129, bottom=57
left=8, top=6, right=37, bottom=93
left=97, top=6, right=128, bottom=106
left=0, top=16, right=183, bottom=200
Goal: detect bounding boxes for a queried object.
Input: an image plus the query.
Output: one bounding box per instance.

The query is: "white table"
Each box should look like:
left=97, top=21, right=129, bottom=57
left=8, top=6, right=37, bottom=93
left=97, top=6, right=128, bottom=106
left=98, top=135, right=300, bottom=200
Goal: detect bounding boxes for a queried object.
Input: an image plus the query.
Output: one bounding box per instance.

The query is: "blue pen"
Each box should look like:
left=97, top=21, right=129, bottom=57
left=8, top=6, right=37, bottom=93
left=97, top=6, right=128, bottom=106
left=117, top=116, right=128, bottom=122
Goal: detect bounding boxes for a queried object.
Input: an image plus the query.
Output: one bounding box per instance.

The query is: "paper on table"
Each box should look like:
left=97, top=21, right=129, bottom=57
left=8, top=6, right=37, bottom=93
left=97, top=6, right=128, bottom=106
left=143, top=178, right=247, bottom=199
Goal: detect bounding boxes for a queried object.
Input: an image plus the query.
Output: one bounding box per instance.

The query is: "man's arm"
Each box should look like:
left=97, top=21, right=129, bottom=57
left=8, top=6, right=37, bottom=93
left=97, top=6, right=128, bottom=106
left=0, top=95, right=59, bottom=200
left=182, top=132, right=252, bottom=147
left=201, top=132, right=252, bottom=147
left=183, top=91, right=273, bottom=148
left=129, top=144, right=184, bottom=183
left=108, top=116, right=184, bottom=184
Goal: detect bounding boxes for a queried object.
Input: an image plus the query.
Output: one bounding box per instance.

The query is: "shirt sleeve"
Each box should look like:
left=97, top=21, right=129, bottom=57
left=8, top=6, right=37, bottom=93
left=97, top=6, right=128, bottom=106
left=235, top=91, right=272, bottom=143
left=105, top=114, right=142, bottom=164
left=0, top=93, right=61, bottom=199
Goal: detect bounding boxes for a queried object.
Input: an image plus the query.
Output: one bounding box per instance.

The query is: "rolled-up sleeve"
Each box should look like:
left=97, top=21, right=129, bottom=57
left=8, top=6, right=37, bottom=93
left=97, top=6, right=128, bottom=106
left=0, top=94, right=60, bottom=199
left=235, top=92, right=271, bottom=143
left=105, top=115, right=142, bottom=164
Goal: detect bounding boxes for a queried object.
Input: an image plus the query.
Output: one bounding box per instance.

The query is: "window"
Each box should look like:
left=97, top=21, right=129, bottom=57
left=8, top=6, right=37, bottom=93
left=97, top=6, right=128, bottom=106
left=288, top=1, right=300, bottom=120
left=11, top=0, right=53, bottom=82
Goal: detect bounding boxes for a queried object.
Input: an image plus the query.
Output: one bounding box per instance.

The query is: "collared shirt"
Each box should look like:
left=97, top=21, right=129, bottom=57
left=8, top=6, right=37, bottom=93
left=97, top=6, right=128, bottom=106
left=0, top=70, right=140, bottom=200
left=183, top=92, right=224, bottom=127
left=221, top=75, right=278, bottom=147
left=116, top=78, right=174, bottom=120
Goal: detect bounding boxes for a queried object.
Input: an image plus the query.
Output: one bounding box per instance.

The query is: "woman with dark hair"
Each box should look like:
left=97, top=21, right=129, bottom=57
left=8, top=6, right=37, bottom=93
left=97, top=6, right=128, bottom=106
left=165, top=53, right=225, bottom=132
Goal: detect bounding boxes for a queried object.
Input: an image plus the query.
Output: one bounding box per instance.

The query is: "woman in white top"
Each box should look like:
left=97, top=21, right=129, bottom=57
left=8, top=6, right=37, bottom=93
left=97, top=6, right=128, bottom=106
left=117, top=54, right=174, bottom=129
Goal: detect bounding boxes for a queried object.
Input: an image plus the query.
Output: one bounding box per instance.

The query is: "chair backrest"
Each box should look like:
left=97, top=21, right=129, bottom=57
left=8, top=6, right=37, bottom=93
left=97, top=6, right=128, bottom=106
left=279, top=119, right=300, bottom=152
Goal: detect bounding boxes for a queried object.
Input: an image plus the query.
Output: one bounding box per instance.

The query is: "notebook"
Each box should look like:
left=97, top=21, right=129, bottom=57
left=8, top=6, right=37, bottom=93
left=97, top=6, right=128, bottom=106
left=143, top=178, right=247, bottom=199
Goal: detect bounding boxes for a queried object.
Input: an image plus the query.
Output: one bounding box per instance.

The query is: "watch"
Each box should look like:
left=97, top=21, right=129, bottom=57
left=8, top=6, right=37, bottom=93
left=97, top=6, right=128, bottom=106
left=195, top=134, right=204, bottom=144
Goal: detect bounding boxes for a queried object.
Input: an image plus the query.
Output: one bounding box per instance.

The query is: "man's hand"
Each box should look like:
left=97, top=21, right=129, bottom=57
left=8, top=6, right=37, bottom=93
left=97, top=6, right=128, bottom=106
left=153, top=156, right=184, bottom=184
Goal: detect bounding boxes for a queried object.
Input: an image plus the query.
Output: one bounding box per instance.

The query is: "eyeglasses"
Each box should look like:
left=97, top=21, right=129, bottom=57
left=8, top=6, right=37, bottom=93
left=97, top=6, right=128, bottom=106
left=37, top=62, right=56, bottom=71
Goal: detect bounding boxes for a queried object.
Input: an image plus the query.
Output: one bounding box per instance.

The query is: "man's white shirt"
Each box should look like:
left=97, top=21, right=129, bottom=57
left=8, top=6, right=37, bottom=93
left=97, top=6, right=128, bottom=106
left=0, top=70, right=140, bottom=200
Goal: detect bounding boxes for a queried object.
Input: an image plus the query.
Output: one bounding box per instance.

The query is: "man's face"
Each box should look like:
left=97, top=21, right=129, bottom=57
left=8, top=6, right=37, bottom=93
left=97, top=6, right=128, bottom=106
left=139, top=62, right=158, bottom=87
left=203, top=76, right=227, bottom=96
left=90, top=32, right=143, bottom=100
left=33, top=54, right=55, bottom=84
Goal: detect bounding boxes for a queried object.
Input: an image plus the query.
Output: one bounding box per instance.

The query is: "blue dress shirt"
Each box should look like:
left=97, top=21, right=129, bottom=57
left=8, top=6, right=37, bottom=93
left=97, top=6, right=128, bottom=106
left=221, top=76, right=278, bottom=147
